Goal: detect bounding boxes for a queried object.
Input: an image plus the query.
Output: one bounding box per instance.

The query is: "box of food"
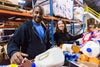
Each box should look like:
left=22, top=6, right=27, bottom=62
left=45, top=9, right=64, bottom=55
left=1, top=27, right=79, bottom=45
left=78, top=60, right=100, bottom=67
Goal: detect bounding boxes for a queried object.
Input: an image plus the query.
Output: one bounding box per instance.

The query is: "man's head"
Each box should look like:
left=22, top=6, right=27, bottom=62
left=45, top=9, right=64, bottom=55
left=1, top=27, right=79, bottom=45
left=32, top=6, right=43, bottom=24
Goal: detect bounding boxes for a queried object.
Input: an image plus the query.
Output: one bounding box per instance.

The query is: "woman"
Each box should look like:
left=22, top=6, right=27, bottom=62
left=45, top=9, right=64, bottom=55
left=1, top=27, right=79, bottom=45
left=54, top=20, right=83, bottom=46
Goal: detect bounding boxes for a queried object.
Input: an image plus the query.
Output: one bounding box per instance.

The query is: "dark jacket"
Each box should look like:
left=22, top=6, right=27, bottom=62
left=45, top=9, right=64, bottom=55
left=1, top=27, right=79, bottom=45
left=7, top=20, right=51, bottom=60
left=54, top=31, right=82, bottom=46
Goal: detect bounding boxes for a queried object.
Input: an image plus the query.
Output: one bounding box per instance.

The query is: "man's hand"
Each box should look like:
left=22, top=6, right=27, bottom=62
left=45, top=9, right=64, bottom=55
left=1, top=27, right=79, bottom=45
left=10, top=52, right=28, bottom=65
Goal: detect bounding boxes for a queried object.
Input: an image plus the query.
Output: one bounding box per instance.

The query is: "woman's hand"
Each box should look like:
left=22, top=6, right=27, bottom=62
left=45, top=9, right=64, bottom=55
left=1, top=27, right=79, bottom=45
left=10, top=52, right=28, bottom=65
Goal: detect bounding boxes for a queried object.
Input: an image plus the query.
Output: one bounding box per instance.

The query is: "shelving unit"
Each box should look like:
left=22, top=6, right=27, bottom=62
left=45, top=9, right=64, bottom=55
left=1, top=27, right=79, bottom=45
left=0, top=8, right=32, bottom=47
left=34, top=0, right=84, bottom=45
left=0, top=9, right=32, bottom=28
left=0, top=9, right=32, bottom=20
left=43, top=16, right=78, bottom=23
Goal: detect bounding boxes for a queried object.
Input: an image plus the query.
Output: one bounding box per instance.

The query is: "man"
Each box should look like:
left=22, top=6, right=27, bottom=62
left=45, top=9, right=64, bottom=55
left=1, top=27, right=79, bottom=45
left=7, top=6, right=51, bottom=64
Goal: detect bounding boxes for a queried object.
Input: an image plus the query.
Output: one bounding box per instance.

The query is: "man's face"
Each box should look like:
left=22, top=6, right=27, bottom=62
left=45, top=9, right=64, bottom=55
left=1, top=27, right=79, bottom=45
left=33, top=6, right=43, bottom=24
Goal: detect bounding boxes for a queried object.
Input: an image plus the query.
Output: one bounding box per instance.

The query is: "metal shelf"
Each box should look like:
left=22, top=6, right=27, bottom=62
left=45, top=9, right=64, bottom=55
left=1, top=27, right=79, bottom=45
left=0, top=9, right=32, bottom=18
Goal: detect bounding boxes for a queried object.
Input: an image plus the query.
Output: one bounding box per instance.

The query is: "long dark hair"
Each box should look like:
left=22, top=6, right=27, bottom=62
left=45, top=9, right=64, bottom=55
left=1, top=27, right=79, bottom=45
left=55, top=19, right=67, bottom=33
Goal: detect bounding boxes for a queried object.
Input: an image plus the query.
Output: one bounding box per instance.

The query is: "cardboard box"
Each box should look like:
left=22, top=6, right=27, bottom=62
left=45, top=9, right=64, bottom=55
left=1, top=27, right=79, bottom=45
left=78, top=60, right=100, bottom=67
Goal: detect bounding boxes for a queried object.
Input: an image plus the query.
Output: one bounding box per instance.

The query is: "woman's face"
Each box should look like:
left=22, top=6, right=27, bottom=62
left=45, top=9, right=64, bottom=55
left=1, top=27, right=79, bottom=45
left=57, top=21, right=65, bottom=31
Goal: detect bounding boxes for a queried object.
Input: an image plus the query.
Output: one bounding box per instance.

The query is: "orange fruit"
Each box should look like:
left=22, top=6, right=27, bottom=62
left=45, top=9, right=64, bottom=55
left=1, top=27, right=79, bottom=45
left=79, top=54, right=89, bottom=61
left=89, top=57, right=100, bottom=64
left=72, top=45, right=80, bottom=53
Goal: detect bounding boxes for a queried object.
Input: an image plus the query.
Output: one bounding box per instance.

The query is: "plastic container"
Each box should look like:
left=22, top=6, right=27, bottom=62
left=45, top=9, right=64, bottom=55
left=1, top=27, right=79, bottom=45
left=34, top=47, right=64, bottom=67
left=32, top=62, right=36, bottom=67
left=62, top=44, right=80, bottom=53
left=81, top=41, right=100, bottom=57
